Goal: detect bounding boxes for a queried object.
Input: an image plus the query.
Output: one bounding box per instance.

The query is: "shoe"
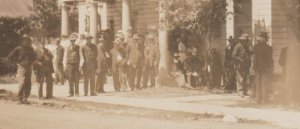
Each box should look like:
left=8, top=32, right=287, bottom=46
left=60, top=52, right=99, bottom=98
left=17, top=100, right=23, bottom=105
left=75, top=93, right=79, bottom=97
left=23, top=99, right=30, bottom=105
left=91, top=93, right=97, bottom=96
left=45, top=96, right=53, bottom=99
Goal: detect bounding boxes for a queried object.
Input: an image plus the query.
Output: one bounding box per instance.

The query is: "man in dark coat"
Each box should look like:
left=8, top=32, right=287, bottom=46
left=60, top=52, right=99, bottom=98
left=224, top=36, right=237, bottom=92
left=209, top=48, right=223, bottom=89
left=7, top=36, right=35, bottom=104
left=55, top=38, right=65, bottom=85
left=66, top=33, right=80, bottom=97
left=126, top=34, right=144, bottom=91
left=33, top=41, right=54, bottom=99
left=82, top=33, right=97, bottom=96
left=253, top=32, right=274, bottom=104
left=96, top=37, right=107, bottom=93
left=232, top=34, right=253, bottom=96
left=142, top=34, right=159, bottom=88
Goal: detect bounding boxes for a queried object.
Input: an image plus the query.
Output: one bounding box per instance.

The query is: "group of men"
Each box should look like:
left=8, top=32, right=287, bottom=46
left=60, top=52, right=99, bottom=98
left=224, top=32, right=274, bottom=104
left=172, top=31, right=273, bottom=104
left=62, top=27, right=160, bottom=96
left=7, top=26, right=161, bottom=104
left=111, top=28, right=160, bottom=92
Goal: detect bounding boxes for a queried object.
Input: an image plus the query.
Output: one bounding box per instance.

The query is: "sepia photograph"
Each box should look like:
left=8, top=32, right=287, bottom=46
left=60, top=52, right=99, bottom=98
left=0, top=0, right=300, bottom=129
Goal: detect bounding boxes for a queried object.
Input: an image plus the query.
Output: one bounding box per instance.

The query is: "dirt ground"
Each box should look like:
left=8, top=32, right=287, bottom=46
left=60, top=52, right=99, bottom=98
left=0, top=89, right=290, bottom=129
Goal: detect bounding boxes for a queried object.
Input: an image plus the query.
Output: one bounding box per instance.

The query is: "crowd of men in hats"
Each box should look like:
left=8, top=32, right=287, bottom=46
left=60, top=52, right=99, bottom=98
left=173, top=32, right=274, bottom=104
left=7, top=26, right=160, bottom=104
left=6, top=19, right=276, bottom=104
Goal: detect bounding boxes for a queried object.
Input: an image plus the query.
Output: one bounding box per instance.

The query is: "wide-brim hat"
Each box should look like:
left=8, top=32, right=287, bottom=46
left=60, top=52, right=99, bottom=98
left=239, top=34, right=249, bottom=40
left=227, top=36, right=234, bottom=41
left=84, top=33, right=93, bottom=39
left=69, top=33, right=78, bottom=41
left=256, top=32, right=268, bottom=39
left=22, top=35, right=32, bottom=42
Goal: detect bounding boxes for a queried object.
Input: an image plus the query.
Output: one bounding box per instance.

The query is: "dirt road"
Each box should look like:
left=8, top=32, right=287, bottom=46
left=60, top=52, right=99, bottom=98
left=0, top=101, right=287, bottom=129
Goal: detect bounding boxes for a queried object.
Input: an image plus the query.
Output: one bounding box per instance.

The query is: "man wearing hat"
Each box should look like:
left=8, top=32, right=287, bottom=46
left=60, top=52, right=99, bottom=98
left=32, top=41, right=54, bottom=99
left=232, top=34, right=254, bottom=96
left=111, top=35, right=127, bottom=92
left=81, top=33, right=97, bottom=96
left=142, top=34, right=159, bottom=88
left=96, top=37, right=107, bottom=93
left=7, top=36, right=35, bottom=104
left=66, top=33, right=80, bottom=97
left=54, top=38, right=65, bottom=85
left=126, top=34, right=144, bottom=91
left=224, top=36, right=237, bottom=92
left=253, top=32, right=273, bottom=104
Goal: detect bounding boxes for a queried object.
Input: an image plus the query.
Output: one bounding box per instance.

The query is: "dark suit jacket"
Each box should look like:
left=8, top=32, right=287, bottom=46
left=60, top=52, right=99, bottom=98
left=126, top=40, right=143, bottom=68
left=82, top=43, right=97, bottom=72
left=66, top=44, right=80, bottom=65
left=96, top=43, right=107, bottom=74
left=110, top=45, right=127, bottom=73
left=7, top=45, right=35, bottom=67
left=144, top=44, right=159, bottom=68
left=33, top=47, right=54, bottom=74
left=253, top=43, right=273, bottom=74
left=56, top=45, right=64, bottom=66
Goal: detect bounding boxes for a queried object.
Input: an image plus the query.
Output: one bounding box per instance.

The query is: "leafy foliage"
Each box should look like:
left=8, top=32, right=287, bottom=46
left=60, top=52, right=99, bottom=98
left=30, top=0, right=61, bottom=38
left=0, top=17, right=30, bottom=57
left=0, top=16, right=30, bottom=74
left=150, top=0, right=242, bottom=57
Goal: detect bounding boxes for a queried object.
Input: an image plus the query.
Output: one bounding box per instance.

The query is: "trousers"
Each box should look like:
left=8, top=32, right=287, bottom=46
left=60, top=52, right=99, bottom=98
left=255, top=72, right=272, bottom=103
left=17, top=65, right=32, bottom=100
left=67, top=64, right=79, bottom=96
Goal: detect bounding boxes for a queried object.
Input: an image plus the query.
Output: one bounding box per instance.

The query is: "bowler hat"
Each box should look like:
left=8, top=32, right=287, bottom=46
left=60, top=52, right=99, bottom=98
left=69, top=33, right=78, bottom=41
left=227, top=36, right=234, bottom=41
left=256, top=32, right=268, bottom=39
left=239, top=34, right=249, bottom=40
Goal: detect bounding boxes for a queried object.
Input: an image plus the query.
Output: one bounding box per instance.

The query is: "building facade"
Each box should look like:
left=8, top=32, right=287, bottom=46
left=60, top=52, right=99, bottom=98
left=59, top=0, right=299, bottom=74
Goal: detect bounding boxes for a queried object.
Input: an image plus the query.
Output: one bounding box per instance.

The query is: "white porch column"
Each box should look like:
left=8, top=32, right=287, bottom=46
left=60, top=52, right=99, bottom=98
left=61, top=3, right=70, bottom=36
left=98, top=2, right=108, bottom=30
left=158, top=1, right=175, bottom=87
left=226, top=0, right=234, bottom=43
left=122, top=0, right=131, bottom=38
left=89, top=2, right=98, bottom=44
left=78, top=3, right=86, bottom=35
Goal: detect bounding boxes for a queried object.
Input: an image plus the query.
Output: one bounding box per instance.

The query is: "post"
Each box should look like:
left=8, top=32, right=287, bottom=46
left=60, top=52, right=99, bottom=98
left=122, top=0, right=131, bottom=38
left=158, top=0, right=176, bottom=87
left=89, top=2, right=98, bottom=44
left=78, top=2, right=86, bottom=35
left=61, top=3, right=70, bottom=36
left=226, top=0, right=234, bottom=44
left=98, top=2, right=108, bottom=30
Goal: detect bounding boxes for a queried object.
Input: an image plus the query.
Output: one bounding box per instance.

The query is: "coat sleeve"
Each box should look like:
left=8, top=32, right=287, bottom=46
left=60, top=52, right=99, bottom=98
left=232, top=45, right=242, bottom=63
left=7, top=47, right=19, bottom=64
left=56, top=47, right=64, bottom=63
left=125, top=43, right=131, bottom=63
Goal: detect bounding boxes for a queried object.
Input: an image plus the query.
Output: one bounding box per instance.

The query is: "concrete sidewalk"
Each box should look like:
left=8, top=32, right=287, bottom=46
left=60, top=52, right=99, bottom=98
left=1, top=83, right=299, bottom=129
